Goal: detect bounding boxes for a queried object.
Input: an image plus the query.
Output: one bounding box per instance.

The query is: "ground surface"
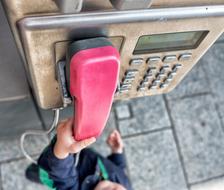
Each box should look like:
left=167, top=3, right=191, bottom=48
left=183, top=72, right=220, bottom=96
left=0, top=39, right=224, bottom=190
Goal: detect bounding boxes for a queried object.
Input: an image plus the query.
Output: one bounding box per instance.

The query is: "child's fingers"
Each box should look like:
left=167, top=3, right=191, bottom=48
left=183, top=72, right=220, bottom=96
left=70, top=137, right=96, bottom=153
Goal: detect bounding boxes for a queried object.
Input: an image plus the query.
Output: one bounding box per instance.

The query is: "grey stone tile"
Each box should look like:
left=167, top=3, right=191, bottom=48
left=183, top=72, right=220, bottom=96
left=0, top=98, right=42, bottom=139
left=169, top=95, right=224, bottom=183
left=0, top=135, right=48, bottom=162
left=217, top=102, right=224, bottom=128
left=201, top=43, right=224, bottom=103
left=118, top=96, right=170, bottom=136
left=0, top=3, right=29, bottom=101
left=115, top=104, right=131, bottom=119
left=166, top=61, right=209, bottom=100
left=1, top=159, right=49, bottom=190
left=216, top=32, right=224, bottom=43
left=124, top=130, right=187, bottom=190
left=91, top=110, right=117, bottom=156
left=190, top=176, right=224, bottom=190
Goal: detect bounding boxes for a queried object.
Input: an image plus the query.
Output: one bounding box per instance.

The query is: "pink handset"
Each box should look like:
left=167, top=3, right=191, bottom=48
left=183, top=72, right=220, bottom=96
left=67, top=37, right=120, bottom=141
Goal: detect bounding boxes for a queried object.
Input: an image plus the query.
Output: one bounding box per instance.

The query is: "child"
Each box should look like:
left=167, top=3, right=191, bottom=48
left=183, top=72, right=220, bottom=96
left=26, top=118, right=132, bottom=190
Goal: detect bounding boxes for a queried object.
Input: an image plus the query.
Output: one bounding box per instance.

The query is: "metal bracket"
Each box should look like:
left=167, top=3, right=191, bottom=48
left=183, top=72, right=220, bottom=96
left=54, top=0, right=83, bottom=13
left=110, top=0, right=153, bottom=10
left=56, top=61, right=72, bottom=107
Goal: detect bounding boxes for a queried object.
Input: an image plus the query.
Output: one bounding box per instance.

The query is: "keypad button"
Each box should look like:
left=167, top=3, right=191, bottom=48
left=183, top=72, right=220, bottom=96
left=130, top=58, right=144, bottom=66
left=122, top=77, right=135, bottom=84
left=147, top=67, right=157, bottom=74
left=149, top=84, right=157, bottom=90
left=179, top=53, right=192, bottom=61
left=172, top=64, right=182, bottom=73
left=157, top=72, right=166, bottom=77
left=160, top=65, right=170, bottom=73
left=120, top=84, right=132, bottom=89
left=160, top=83, right=168, bottom=88
left=166, top=74, right=173, bottom=81
left=137, top=86, right=146, bottom=91
left=144, top=73, right=153, bottom=79
left=170, top=71, right=177, bottom=76
left=173, top=64, right=182, bottom=69
left=147, top=56, right=161, bottom=64
left=163, top=55, right=177, bottom=63
left=120, top=88, right=129, bottom=93
left=140, top=80, right=149, bottom=86
left=152, top=80, right=159, bottom=85
left=125, top=69, right=138, bottom=77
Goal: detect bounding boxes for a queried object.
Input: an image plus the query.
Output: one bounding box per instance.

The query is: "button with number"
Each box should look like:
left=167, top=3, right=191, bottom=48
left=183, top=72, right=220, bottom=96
left=144, top=73, right=153, bottom=79
left=166, top=74, right=173, bottom=81
left=147, top=56, right=161, bottom=64
left=147, top=67, right=157, bottom=74
left=179, top=53, right=192, bottom=61
left=125, top=69, right=138, bottom=77
left=149, top=84, right=157, bottom=90
left=122, top=77, right=135, bottom=84
left=138, top=86, right=146, bottom=91
left=160, top=65, right=170, bottom=73
left=160, top=83, right=168, bottom=88
left=173, top=64, right=182, bottom=70
left=140, top=80, right=149, bottom=86
left=163, top=55, right=177, bottom=63
left=130, top=58, right=144, bottom=66
left=121, top=84, right=132, bottom=89
left=120, top=88, right=129, bottom=93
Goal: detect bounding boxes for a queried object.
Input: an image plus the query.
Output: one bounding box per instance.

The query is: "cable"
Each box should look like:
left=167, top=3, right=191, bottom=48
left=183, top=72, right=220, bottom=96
left=20, top=109, right=60, bottom=164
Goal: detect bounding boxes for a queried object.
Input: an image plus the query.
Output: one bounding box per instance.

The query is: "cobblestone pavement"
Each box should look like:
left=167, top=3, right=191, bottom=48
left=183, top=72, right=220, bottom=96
left=0, top=39, right=224, bottom=190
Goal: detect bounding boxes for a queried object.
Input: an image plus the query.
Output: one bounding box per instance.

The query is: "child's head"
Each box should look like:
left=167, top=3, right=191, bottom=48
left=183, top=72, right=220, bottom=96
left=94, top=180, right=126, bottom=190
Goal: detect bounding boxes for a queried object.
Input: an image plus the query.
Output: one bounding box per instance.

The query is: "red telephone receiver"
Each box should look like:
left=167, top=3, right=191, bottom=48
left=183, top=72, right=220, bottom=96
left=67, top=37, right=120, bottom=141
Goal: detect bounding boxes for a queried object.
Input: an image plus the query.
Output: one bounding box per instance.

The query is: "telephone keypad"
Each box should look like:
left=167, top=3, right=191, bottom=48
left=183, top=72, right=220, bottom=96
left=120, top=52, right=188, bottom=94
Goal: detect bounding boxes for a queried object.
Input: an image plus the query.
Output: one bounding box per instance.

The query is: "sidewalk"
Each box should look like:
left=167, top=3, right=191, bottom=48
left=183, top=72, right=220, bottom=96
left=0, top=40, right=224, bottom=190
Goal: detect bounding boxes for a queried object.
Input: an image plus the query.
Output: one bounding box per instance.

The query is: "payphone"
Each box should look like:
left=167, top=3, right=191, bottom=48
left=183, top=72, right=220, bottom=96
left=1, top=0, right=224, bottom=161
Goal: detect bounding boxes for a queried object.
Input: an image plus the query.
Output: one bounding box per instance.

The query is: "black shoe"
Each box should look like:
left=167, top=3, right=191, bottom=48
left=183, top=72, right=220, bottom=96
left=25, top=163, right=42, bottom=184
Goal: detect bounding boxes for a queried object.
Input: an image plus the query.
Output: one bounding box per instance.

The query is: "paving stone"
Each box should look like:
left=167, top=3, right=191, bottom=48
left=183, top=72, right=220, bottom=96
left=124, top=130, right=187, bottom=190
left=201, top=43, right=224, bottom=103
left=216, top=32, right=224, bottom=43
left=0, top=98, right=42, bottom=139
left=217, top=102, right=224, bottom=127
left=91, top=109, right=117, bottom=157
left=115, top=104, right=131, bottom=119
left=1, top=159, right=49, bottom=190
left=190, top=176, right=224, bottom=190
left=166, top=61, right=209, bottom=100
left=0, top=135, right=48, bottom=162
left=118, top=96, right=170, bottom=136
left=169, top=95, right=224, bottom=183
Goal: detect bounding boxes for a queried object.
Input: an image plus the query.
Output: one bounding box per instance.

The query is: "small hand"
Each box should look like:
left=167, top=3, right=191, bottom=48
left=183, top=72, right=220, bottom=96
left=54, top=118, right=96, bottom=159
left=106, top=130, right=124, bottom=154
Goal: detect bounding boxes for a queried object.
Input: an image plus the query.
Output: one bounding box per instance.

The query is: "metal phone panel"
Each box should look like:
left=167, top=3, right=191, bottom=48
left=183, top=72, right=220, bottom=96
left=15, top=6, right=224, bottom=109
left=2, top=0, right=224, bottom=60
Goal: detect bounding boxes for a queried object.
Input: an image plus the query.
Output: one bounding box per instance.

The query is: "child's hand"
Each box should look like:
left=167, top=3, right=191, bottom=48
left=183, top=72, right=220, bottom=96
left=54, top=118, right=96, bottom=159
left=106, top=130, right=124, bottom=154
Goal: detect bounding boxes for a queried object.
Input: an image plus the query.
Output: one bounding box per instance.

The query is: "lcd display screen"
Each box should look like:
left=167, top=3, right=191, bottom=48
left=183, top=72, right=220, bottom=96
left=133, top=31, right=209, bottom=54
